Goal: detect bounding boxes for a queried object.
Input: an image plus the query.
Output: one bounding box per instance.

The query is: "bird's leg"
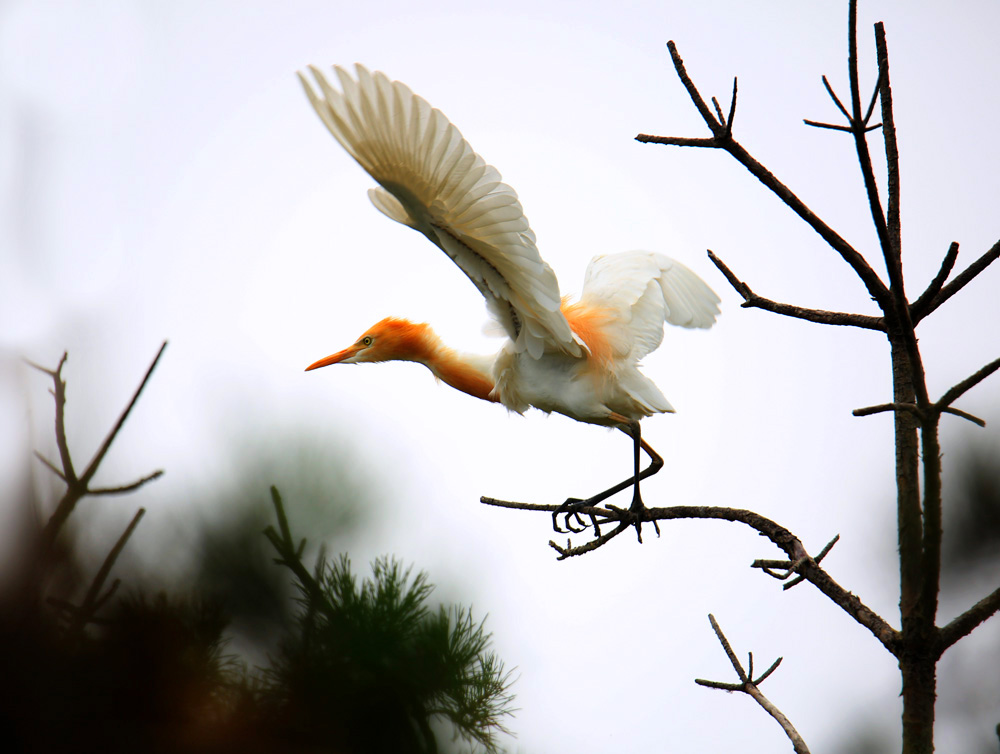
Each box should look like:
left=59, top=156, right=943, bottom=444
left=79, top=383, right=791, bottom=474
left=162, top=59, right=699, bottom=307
left=552, top=418, right=664, bottom=538
left=621, top=419, right=659, bottom=543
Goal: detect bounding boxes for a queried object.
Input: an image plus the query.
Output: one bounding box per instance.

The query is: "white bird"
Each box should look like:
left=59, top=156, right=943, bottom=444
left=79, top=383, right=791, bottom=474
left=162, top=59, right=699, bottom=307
left=299, top=64, right=720, bottom=535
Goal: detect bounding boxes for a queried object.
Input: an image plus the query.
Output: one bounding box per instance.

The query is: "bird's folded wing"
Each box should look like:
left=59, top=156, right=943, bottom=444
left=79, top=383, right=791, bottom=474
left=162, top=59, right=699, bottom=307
left=580, top=251, right=720, bottom=361
left=299, top=64, right=581, bottom=359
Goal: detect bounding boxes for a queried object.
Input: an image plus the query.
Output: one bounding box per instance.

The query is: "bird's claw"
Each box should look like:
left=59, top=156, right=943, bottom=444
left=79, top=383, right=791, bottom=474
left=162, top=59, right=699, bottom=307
left=552, top=498, right=600, bottom=535
left=607, top=498, right=660, bottom=544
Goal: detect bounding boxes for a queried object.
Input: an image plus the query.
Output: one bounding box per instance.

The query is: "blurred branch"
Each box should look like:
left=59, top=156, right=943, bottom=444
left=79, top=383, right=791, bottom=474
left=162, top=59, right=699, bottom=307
left=263, top=486, right=321, bottom=601
left=695, top=614, right=809, bottom=754
left=481, top=496, right=899, bottom=654
left=29, top=342, right=168, bottom=552
left=68, top=507, right=146, bottom=636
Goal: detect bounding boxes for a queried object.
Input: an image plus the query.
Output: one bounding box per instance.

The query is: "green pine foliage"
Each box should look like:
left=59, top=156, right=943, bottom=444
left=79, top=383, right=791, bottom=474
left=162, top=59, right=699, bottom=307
left=263, top=488, right=515, bottom=754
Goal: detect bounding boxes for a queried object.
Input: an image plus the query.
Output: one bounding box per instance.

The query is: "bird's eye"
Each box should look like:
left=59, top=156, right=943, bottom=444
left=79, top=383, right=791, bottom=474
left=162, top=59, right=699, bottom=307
left=362, top=336, right=373, bottom=347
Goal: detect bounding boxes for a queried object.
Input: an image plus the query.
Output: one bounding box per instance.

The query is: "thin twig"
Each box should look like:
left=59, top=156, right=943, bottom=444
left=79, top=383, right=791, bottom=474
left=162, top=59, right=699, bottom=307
left=822, top=75, right=852, bottom=121
left=695, top=615, right=810, bottom=754
left=804, top=120, right=881, bottom=133
left=940, top=407, right=985, bottom=427
left=27, top=353, right=77, bottom=483
left=711, top=96, right=726, bottom=127
left=33, top=451, right=67, bottom=481
left=910, top=242, right=959, bottom=319
left=78, top=341, right=169, bottom=488
left=548, top=521, right=630, bottom=560
left=725, top=78, right=738, bottom=136
left=936, top=357, right=1000, bottom=408
left=89, top=470, right=165, bottom=496
left=69, top=508, right=146, bottom=635
left=863, top=69, right=883, bottom=124
left=804, top=119, right=854, bottom=133
left=912, top=238, right=1000, bottom=321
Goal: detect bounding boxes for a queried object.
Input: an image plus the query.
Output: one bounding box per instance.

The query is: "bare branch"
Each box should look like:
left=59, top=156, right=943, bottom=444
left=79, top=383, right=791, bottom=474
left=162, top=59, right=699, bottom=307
left=938, top=585, right=1000, bottom=653
left=548, top=521, right=631, bottom=560
left=821, top=75, right=852, bottom=122
left=936, top=356, right=1000, bottom=409
left=725, top=78, right=738, bottom=137
left=863, top=69, right=883, bottom=124
left=640, top=43, right=891, bottom=308
left=33, top=451, right=67, bottom=481
left=635, top=134, right=720, bottom=148
left=910, top=242, right=959, bottom=319
left=805, top=120, right=881, bottom=133
left=940, top=407, right=985, bottom=427
left=708, top=251, right=885, bottom=330
left=69, top=508, right=146, bottom=635
left=754, top=656, right=784, bottom=685
left=483, top=496, right=900, bottom=653
left=79, top=341, right=169, bottom=488
left=783, top=534, right=840, bottom=590
left=853, top=402, right=923, bottom=420
left=89, top=470, right=164, bottom=496
left=875, top=24, right=902, bottom=276
left=695, top=615, right=810, bottom=754
left=28, top=352, right=77, bottom=483
left=804, top=119, right=854, bottom=133
left=36, top=343, right=168, bottom=550
left=913, top=238, right=1000, bottom=321
left=711, top=96, right=726, bottom=127
left=664, top=40, right=723, bottom=134
left=706, top=614, right=748, bottom=683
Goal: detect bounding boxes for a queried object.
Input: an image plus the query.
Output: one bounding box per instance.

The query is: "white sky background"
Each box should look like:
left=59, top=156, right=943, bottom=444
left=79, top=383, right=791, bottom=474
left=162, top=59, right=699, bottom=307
left=2, top=0, right=999, bottom=751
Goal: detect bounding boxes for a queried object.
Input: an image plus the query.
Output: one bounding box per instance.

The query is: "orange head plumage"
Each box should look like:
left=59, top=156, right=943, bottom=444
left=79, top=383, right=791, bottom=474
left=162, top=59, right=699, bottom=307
left=305, top=317, right=434, bottom=370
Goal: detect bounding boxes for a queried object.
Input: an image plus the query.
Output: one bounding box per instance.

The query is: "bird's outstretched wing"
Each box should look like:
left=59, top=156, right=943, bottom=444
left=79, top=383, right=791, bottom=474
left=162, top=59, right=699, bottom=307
left=299, top=64, right=581, bottom=359
left=579, top=251, right=720, bottom=361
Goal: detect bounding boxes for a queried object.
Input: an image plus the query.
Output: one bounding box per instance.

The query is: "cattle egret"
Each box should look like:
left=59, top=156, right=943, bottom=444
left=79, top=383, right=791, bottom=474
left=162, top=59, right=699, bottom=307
left=299, top=65, right=720, bottom=536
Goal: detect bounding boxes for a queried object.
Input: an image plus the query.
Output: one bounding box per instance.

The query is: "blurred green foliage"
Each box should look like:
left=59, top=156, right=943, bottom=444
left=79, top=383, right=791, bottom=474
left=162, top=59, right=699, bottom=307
left=1, top=353, right=515, bottom=753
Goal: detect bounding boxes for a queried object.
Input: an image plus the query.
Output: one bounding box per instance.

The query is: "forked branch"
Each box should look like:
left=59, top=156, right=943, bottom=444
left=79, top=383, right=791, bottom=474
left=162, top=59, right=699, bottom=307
left=911, top=238, right=1000, bottom=322
left=695, top=614, right=809, bottom=754
left=481, top=496, right=899, bottom=654
left=28, top=342, right=168, bottom=552
left=636, top=41, right=891, bottom=309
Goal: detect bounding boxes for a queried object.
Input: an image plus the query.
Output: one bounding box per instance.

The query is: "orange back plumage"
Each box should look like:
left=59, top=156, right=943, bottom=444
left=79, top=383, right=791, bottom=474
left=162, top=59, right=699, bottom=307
left=561, top=300, right=616, bottom=367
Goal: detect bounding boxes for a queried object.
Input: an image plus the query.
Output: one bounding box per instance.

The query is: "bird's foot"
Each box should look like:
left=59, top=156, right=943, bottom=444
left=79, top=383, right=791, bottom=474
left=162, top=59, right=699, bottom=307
left=552, top=497, right=604, bottom=535
left=607, top=495, right=660, bottom=544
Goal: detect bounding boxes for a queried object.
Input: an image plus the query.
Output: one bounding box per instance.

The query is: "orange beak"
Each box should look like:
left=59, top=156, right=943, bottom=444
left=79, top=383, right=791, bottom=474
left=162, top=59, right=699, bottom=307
left=305, top=345, right=362, bottom=371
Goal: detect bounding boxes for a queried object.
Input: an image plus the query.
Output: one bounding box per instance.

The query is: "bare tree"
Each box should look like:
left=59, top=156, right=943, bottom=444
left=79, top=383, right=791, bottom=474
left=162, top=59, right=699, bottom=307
left=483, top=2, right=999, bottom=752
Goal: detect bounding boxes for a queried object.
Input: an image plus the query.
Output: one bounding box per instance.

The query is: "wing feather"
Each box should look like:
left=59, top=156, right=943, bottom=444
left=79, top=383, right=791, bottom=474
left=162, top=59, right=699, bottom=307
left=299, top=64, right=579, bottom=357
left=580, top=250, right=720, bottom=361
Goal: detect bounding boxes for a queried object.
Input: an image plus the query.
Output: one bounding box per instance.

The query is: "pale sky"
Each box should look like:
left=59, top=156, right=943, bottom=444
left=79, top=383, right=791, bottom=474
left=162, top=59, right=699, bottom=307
left=2, top=1, right=999, bottom=751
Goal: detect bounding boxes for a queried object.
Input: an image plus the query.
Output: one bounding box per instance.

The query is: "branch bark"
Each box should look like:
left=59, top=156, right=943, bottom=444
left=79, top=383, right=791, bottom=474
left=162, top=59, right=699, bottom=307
left=481, top=496, right=900, bottom=654
left=695, top=614, right=810, bottom=754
